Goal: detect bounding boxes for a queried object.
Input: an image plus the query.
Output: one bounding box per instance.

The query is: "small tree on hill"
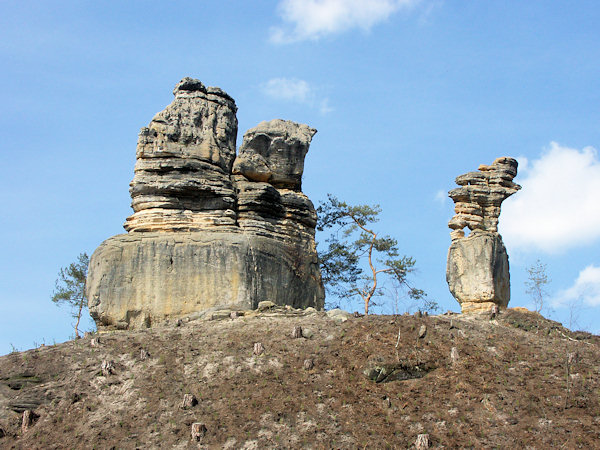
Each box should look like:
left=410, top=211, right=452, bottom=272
left=52, top=252, right=89, bottom=338
left=525, top=259, right=550, bottom=313
left=317, top=194, right=435, bottom=315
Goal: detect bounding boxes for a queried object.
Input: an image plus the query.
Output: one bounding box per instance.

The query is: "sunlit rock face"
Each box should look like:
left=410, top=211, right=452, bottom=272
left=87, top=78, right=324, bottom=330
left=446, top=157, right=521, bottom=314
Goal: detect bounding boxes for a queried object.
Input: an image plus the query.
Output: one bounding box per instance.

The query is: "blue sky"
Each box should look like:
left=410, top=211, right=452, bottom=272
left=2, top=1, right=600, bottom=355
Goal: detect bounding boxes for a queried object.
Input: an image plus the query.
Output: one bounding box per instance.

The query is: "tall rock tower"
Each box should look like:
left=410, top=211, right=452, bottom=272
left=86, top=78, right=324, bottom=330
left=446, top=157, right=521, bottom=313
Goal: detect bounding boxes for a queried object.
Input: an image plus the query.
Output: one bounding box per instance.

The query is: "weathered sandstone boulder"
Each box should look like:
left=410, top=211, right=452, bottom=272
left=446, top=232, right=510, bottom=314
left=87, top=232, right=322, bottom=329
left=87, top=78, right=324, bottom=330
left=233, top=119, right=316, bottom=189
left=447, top=157, right=520, bottom=240
left=446, top=157, right=520, bottom=313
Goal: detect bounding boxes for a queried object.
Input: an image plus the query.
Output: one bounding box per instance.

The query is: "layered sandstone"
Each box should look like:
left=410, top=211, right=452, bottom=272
left=87, top=78, right=324, bottom=330
left=233, top=120, right=318, bottom=242
left=125, top=78, right=238, bottom=232
left=446, top=157, right=520, bottom=313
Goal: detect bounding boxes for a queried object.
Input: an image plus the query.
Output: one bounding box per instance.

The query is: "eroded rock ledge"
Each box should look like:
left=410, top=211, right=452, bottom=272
left=87, top=78, right=324, bottom=330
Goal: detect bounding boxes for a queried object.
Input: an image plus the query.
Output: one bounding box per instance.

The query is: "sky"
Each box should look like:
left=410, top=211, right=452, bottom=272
left=2, top=0, right=600, bottom=355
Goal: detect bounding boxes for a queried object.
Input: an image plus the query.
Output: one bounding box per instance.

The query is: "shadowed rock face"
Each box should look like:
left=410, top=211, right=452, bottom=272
left=446, top=157, right=521, bottom=313
left=87, top=78, right=324, bottom=330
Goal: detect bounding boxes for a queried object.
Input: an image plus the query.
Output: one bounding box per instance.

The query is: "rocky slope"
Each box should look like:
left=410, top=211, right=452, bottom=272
left=1, top=307, right=599, bottom=448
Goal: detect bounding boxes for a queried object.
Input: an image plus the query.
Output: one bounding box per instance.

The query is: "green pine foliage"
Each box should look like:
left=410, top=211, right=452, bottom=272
left=51, top=252, right=90, bottom=338
left=317, top=194, right=437, bottom=314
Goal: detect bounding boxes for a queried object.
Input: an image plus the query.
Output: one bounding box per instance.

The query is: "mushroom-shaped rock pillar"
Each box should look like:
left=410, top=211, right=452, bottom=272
left=446, top=157, right=521, bottom=314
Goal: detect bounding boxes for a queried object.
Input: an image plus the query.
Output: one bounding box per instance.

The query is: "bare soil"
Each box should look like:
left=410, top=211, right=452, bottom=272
left=1, top=307, right=599, bottom=449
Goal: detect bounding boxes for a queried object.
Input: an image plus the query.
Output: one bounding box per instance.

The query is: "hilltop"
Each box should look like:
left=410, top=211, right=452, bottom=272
left=1, top=307, right=599, bottom=448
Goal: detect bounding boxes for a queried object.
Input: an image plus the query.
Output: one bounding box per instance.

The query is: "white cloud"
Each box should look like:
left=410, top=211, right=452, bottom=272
left=261, top=78, right=333, bottom=114
left=318, top=97, right=333, bottom=115
left=501, top=142, right=600, bottom=253
left=270, top=0, right=419, bottom=43
left=434, top=189, right=447, bottom=205
left=262, top=78, right=312, bottom=103
left=553, top=265, right=600, bottom=307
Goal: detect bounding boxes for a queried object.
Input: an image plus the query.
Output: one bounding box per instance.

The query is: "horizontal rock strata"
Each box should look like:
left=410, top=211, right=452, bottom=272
left=125, top=78, right=238, bottom=232
left=448, top=157, right=520, bottom=240
left=233, top=119, right=318, bottom=242
left=88, top=78, right=324, bottom=330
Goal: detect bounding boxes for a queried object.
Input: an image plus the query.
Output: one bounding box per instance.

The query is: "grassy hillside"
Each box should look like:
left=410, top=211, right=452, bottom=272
left=1, top=307, right=599, bottom=448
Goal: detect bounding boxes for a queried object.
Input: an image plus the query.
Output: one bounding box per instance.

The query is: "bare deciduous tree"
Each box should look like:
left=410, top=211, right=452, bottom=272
left=525, top=259, right=550, bottom=313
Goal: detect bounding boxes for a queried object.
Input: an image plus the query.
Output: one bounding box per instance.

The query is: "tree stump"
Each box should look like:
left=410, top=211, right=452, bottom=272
left=21, top=410, right=35, bottom=433
left=253, top=342, right=264, bottom=356
left=101, top=360, right=115, bottom=376
left=292, top=325, right=303, bottom=339
left=303, top=358, right=314, bottom=370
left=418, top=325, right=427, bottom=339
left=180, top=394, right=198, bottom=409
left=382, top=396, right=392, bottom=409
left=90, top=337, right=100, bottom=347
left=490, top=304, right=500, bottom=319
left=140, top=348, right=150, bottom=360
left=415, top=433, right=430, bottom=449
left=450, top=347, right=460, bottom=365
left=191, top=423, right=207, bottom=441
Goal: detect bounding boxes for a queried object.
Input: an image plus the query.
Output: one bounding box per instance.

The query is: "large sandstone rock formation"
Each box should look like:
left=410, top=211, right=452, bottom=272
left=87, top=78, right=324, bottom=330
left=446, top=157, right=520, bottom=313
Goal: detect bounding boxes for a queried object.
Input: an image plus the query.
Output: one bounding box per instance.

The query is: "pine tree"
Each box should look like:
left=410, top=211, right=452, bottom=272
left=51, top=253, right=89, bottom=338
left=317, top=195, right=435, bottom=314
